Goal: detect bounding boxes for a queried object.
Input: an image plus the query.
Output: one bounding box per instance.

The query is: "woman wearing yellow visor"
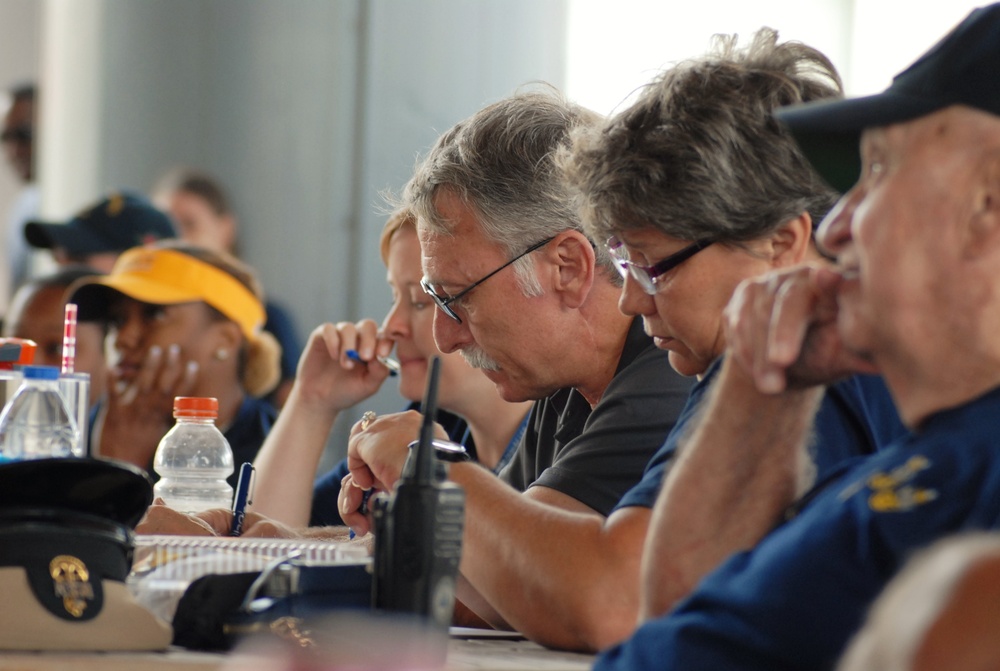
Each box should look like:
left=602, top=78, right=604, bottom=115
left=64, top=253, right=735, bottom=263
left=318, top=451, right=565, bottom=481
left=68, top=242, right=281, bottom=485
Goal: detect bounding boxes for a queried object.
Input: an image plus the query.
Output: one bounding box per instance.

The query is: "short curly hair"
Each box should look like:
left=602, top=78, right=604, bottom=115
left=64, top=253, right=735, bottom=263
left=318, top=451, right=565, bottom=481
left=560, top=28, right=843, bottom=249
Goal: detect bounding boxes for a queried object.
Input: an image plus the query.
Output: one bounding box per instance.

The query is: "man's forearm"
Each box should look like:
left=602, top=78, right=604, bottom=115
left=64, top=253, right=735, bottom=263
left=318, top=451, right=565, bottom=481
left=641, top=356, right=824, bottom=619
left=451, top=463, right=650, bottom=651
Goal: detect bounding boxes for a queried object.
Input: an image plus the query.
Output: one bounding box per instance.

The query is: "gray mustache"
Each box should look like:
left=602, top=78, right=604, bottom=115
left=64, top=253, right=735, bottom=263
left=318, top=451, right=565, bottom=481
left=461, top=347, right=501, bottom=372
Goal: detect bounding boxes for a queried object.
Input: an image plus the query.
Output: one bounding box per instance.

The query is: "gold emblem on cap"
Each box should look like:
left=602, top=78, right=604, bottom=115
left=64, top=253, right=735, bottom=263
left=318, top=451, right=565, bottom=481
left=49, top=555, right=95, bottom=618
left=271, top=616, right=315, bottom=648
left=107, top=193, right=125, bottom=216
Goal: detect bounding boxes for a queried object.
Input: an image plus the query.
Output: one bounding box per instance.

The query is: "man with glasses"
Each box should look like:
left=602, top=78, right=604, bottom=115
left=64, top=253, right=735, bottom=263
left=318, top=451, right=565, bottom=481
left=341, top=89, right=693, bottom=650
left=347, top=33, right=904, bottom=652
left=592, top=6, right=1000, bottom=670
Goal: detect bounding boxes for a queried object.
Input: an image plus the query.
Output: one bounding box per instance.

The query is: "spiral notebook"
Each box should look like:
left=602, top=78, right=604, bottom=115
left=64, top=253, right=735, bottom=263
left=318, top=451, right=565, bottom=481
left=128, top=534, right=370, bottom=622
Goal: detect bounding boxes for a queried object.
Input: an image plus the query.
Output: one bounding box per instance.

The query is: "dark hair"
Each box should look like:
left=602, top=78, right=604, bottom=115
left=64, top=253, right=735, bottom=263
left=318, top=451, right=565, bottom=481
left=153, top=168, right=233, bottom=217
left=4, top=265, right=106, bottom=338
left=561, top=28, right=842, bottom=248
left=404, top=87, right=616, bottom=293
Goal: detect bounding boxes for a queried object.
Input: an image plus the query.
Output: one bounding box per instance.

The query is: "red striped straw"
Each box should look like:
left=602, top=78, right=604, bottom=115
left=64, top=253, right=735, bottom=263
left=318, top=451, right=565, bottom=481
left=61, top=303, right=77, bottom=375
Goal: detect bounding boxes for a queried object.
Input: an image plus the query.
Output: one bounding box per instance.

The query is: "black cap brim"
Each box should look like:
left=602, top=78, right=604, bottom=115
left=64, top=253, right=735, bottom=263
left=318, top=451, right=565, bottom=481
left=24, top=219, right=113, bottom=254
left=775, top=91, right=947, bottom=194
left=23, top=221, right=60, bottom=249
left=0, top=458, right=152, bottom=528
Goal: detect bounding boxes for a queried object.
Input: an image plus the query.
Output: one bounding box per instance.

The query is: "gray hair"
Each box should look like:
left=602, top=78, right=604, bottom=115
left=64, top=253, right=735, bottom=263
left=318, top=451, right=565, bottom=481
left=404, top=87, right=616, bottom=294
left=560, top=28, right=843, bottom=248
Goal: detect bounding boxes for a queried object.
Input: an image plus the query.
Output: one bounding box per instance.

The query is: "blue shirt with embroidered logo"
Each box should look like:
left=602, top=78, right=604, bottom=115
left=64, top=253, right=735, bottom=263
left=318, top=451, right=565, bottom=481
left=596, top=385, right=1000, bottom=671
left=615, top=357, right=905, bottom=511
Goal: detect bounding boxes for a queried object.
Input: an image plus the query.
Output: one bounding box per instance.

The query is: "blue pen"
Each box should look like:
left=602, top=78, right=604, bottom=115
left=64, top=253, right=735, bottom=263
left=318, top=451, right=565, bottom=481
left=348, top=489, right=374, bottom=540
left=230, top=462, right=255, bottom=537
left=346, top=349, right=399, bottom=377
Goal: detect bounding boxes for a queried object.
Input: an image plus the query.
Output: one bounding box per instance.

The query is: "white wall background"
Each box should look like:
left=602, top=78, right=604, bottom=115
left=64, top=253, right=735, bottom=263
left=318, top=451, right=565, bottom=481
left=564, top=0, right=985, bottom=116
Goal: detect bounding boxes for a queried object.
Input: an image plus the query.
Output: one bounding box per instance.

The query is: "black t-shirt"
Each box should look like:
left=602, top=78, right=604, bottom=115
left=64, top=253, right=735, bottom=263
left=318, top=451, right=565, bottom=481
left=499, top=318, right=693, bottom=516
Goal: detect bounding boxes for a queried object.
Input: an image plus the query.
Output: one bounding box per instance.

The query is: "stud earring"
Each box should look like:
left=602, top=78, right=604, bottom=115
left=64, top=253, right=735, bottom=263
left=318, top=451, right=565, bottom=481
left=214, top=348, right=229, bottom=361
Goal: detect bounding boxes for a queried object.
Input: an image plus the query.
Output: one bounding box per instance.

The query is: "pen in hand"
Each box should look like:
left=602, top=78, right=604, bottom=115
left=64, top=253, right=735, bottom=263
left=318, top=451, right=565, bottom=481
left=348, top=489, right=374, bottom=540
left=230, top=462, right=255, bottom=537
left=346, top=349, right=400, bottom=377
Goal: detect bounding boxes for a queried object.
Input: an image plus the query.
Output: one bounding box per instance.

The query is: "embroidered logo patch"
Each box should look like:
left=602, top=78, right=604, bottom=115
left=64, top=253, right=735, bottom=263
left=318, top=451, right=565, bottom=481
left=863, top=455, right=939, bottom=513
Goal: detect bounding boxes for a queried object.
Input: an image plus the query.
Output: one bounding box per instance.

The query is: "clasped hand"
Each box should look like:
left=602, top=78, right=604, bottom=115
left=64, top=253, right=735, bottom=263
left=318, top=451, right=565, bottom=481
left=339, top=410, right=449, bottom=536
left=724, top=263, right=878, bottom=394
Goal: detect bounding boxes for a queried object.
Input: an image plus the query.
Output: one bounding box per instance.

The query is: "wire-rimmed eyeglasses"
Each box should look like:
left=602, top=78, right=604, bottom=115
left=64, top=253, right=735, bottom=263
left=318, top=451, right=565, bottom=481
left=607, top=236, right=713, bottom=295
left=420, top=236, right=555, bottom=323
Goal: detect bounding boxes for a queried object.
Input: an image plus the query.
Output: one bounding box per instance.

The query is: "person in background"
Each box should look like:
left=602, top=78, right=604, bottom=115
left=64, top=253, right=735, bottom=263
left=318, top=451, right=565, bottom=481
left=152, top=169, right=303, bottom=408
left=250, top=207, right=533, bottom=528
left=838, top=533, right=1000, bottom=671
left=68, top=241, right=281, bottom=487
left=1, top=83, right=40, bottom=299
left=2, top=265, right=107, bottom=409
left=594, top=5, right=1000, bottom=670
left=24, top=191, right=176, bottom=273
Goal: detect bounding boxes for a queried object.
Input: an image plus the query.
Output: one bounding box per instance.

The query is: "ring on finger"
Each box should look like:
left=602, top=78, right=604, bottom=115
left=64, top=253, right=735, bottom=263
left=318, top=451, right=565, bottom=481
left=360, top=410, right=377, bottom=431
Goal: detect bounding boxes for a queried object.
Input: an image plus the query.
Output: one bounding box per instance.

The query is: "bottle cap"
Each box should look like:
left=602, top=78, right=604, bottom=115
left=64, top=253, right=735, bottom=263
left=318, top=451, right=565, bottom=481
left=0, top=338, right=37, bottom=370
left=21, top=365, right=60, bottom=381
left=172, top=396, right=219, bottom=419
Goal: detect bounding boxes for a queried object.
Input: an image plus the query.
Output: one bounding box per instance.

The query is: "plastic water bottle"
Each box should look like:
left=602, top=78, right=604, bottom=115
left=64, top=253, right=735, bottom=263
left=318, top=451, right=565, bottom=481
left=0, top=365, right=78, bottom=461
left=153, top=397, right=234, bottom=513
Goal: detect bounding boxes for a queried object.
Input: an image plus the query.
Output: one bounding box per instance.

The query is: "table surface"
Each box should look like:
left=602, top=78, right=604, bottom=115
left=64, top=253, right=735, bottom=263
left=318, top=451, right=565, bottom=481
left=0, top=637, right=595, bottom=671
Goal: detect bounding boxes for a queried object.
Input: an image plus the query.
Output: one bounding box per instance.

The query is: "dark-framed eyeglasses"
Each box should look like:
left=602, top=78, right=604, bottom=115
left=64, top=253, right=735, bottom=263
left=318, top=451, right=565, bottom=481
left=420, top=236, right=555, bottom=323
left=607, top=236, right=713, bottom=295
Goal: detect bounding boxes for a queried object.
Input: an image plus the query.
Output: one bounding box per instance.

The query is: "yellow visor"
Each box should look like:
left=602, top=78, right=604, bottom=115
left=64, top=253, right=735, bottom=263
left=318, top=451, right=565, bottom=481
left=70, top=247, right=265, bottom=341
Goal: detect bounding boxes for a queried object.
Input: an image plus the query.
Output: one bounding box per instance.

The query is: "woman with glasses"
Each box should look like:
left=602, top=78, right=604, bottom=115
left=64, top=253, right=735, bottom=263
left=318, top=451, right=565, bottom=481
left=560, top=29, right=906, bottom=515
left=246, top=207, right=534, bottom=529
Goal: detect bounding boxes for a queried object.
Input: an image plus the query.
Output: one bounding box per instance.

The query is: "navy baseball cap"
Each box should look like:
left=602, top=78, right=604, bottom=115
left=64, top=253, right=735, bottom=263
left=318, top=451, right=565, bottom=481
left=25, top=192, right=176, bottom=255
left=775, top=3, right=1000, bottom=193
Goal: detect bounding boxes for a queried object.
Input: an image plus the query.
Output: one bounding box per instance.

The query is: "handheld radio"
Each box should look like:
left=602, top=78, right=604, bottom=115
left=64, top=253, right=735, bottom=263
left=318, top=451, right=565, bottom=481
left=371, top=356, right=466, bottom=628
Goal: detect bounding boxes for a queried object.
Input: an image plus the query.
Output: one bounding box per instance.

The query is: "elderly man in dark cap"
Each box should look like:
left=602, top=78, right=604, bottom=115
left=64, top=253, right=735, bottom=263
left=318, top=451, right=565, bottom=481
left=596, top=5, right=1000, bottom=670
